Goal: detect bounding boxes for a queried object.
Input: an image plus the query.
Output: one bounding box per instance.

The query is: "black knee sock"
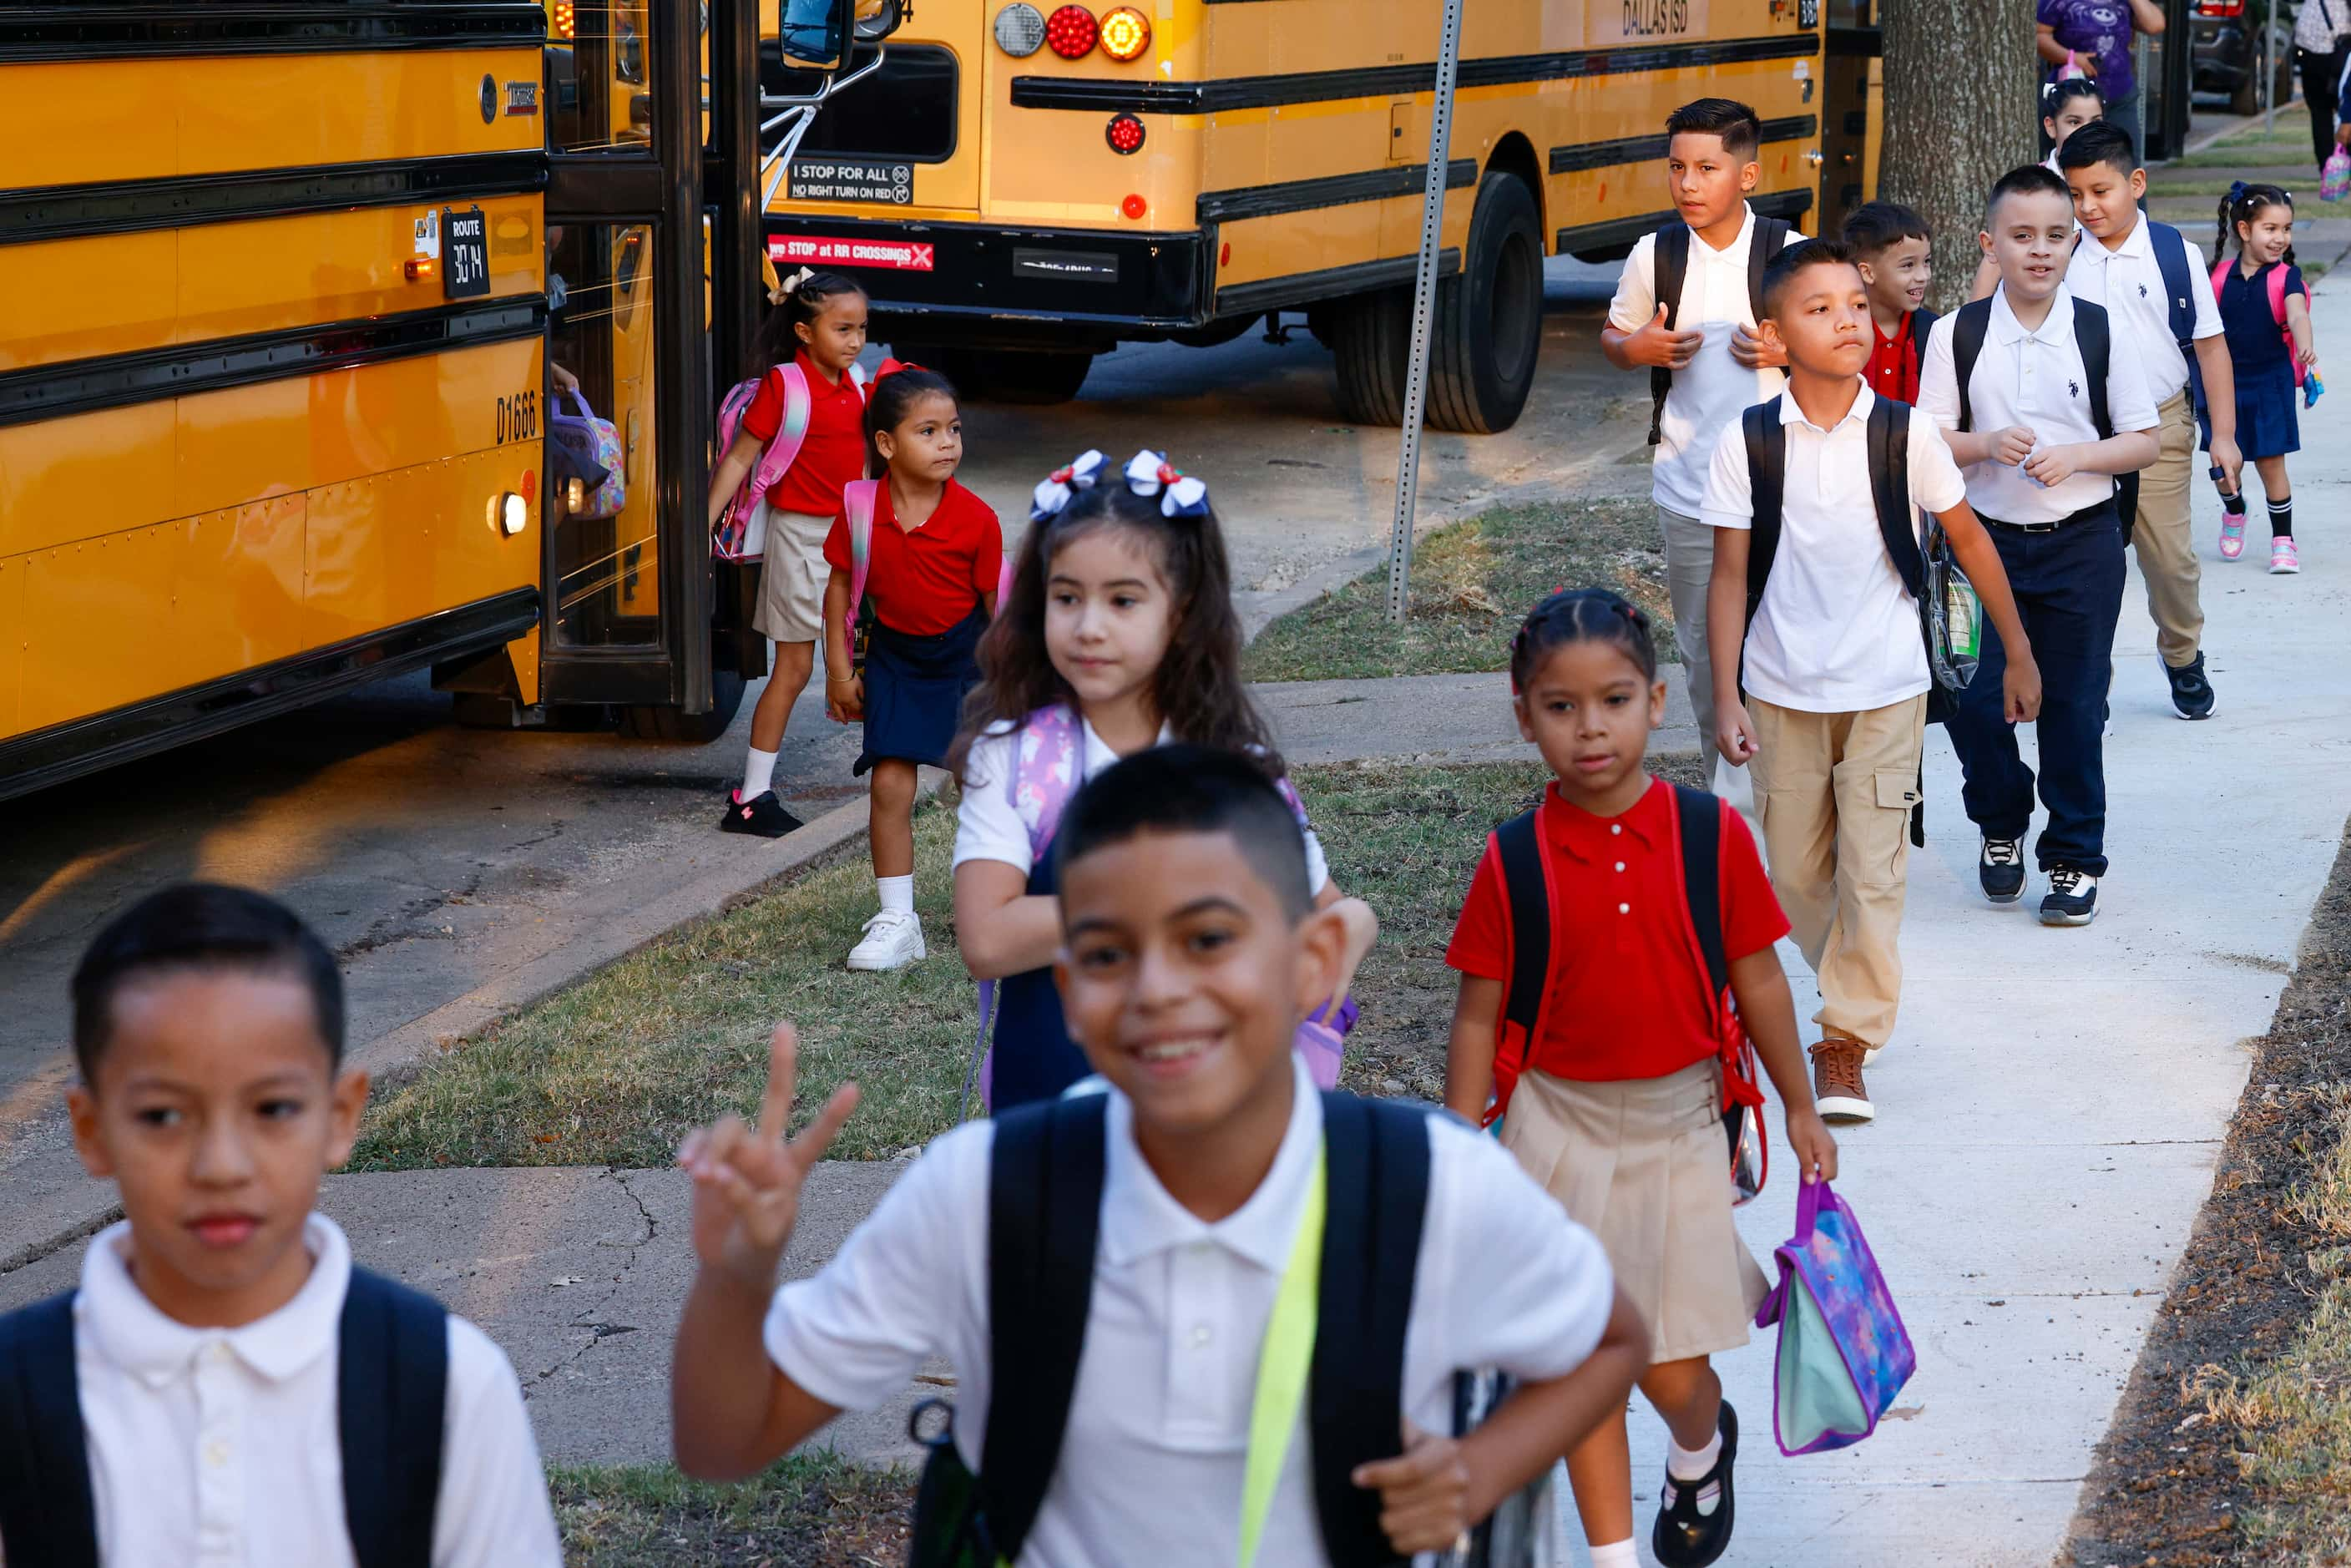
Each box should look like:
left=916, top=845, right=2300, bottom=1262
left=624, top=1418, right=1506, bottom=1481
left=2269, top=496, right=2293, bottom=539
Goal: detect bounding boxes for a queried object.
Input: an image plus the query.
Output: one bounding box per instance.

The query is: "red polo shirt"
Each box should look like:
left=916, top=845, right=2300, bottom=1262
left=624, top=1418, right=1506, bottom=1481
left=741, top=349, right=868, bottom=518
left=1866, top=311, right=1920, bottom=404
left=823, top=478, right=1004, bottom=636
left=1445, top=779, right=1787, bottom=1083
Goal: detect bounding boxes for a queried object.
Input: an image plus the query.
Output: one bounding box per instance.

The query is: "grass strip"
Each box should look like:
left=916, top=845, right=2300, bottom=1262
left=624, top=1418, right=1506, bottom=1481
left=1241, top=498, right=1676, bottom=684
left=347, top=757, right=1698, bottom=1169
left=552, top=1453, right=914, bottom=1566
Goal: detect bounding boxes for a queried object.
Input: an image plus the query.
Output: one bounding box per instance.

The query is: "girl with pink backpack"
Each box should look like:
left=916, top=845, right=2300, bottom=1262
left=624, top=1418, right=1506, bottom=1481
left=705, top=268, right=872, bottom=837
left=945, top=453, right=1380, bottom=1110
left=2210, top=183, right=2319, bottom=574
left=817, top=364, right=1004, bottom=972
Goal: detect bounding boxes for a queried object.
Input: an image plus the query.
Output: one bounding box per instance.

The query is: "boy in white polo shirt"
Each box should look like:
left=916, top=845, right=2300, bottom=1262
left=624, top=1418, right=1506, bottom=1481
left=1917, top=165, right=2161, bottom=928
left=0, top=883, right=562, bottom=1568
left=1704, top=240, right=2041, bottom=1127
left=670, top=746, right=1646, bottom=1565
left=1605, top=97, right=1804, bottom=777
left=2058, top=120, right=2240, bottom=722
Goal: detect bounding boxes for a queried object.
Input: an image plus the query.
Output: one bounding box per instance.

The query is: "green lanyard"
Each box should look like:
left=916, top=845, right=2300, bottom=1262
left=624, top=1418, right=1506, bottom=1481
left=1237, top=1144, right=1328, bottom=1568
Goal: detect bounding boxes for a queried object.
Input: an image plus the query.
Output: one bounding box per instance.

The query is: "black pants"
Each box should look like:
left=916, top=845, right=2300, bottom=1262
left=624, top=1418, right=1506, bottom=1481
left=2300, top=46, right=2348, bottom=170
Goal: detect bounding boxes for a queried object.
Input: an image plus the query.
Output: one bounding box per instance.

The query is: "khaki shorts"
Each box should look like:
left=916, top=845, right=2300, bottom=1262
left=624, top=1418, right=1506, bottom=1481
left=753, top=508, right=832, bottom=643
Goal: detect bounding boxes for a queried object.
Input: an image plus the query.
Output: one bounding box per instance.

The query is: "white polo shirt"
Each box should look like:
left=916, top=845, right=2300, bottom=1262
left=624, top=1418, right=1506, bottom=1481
left=1609, top=205, right=1802, bottom=516
left=764, top=1056, right=1617, bottom=1568
left=1699, top=386, right=1968, bottom=714
left=46, top=1214, right=561, bottom=1568
left=2062, top=217, right=2224, bottom=407
left=1916, top=283, right=2160, bottom=525
left=954, top=716, right=1332, bottom=895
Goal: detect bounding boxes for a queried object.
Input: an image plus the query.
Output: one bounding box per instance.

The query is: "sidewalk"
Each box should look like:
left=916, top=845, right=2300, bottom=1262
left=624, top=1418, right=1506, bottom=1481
left=3, top=317, right=2344, bottom=1568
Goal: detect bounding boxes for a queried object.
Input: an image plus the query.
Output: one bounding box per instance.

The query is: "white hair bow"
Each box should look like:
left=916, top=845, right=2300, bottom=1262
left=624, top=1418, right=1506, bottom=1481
left=1030, top=449, right=1108, bottom=522
left=1124, top=448, right=1211, bottom=518
left=768, top=266, right=816, bottom=305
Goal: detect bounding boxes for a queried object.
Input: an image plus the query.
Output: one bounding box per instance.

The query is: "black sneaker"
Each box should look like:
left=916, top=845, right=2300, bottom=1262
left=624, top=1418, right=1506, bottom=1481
left=2165, top=653, right=2216, bottom=721
left=2040, top=866, right=2099, bottom=926
left=719, top=789, right=804, bottom=839
left=1979, top=837, right=2026, bottom=903
left=1653, top=1402, right=1737, bottom=1568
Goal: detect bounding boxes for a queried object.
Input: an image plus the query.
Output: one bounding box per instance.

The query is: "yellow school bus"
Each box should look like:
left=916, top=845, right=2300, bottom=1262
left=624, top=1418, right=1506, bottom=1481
left=0, top=0, right=898, bottom=801
left=762, top=0, right=1883, bottom=432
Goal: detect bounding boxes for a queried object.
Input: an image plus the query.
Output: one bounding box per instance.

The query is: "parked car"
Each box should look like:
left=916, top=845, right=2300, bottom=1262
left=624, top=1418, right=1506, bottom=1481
left=2192, top=0, right=2297, bottom=115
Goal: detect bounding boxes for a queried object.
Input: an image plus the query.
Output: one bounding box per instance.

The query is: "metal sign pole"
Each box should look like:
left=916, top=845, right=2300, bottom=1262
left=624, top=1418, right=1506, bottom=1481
left=1386, top=0, right=1467, bottom=625
left=2263, top=4, right=2275, bottom=132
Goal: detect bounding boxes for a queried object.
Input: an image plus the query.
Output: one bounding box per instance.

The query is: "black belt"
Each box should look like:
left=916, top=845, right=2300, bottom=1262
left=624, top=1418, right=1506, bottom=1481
left=1978, top=499, right=2116, bottom=535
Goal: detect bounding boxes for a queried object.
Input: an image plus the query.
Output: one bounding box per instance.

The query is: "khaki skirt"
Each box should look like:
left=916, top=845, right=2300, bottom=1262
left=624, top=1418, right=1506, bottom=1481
left=753, top=508, right=833, bottom=642
left=1502, top=1060, right=1769, bottom=1363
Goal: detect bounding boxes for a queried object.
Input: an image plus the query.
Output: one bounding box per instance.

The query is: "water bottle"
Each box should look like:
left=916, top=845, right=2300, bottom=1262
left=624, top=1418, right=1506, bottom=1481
left=2307, top=372, right=2325, bottom=409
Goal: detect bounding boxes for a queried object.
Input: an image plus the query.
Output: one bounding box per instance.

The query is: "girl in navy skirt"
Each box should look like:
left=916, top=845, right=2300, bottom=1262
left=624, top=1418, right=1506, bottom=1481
left=821, top=365, right=1003, bottom=971
left=2212, top=182, right=2318, bottom=574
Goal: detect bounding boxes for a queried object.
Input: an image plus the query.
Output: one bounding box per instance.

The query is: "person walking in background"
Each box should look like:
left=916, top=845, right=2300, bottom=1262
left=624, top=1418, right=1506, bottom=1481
left=2297, top=0, right=2350, bottom=172
left=2211, top=182, right=2317, bottom=573
left=2037, top=0, right=2164, bottom=154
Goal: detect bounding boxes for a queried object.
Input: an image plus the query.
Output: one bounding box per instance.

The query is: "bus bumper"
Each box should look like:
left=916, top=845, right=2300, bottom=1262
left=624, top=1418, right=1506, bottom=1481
left=763, top=215, right=1215, bottom=349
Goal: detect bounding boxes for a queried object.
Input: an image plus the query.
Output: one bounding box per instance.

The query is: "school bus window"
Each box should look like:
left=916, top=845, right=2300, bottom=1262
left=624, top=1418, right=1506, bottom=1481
left=548, top=0, right=656, bottom=154
left=548, top=223, right=664, bottom=651
left=763, top=43, right=958, bottom=164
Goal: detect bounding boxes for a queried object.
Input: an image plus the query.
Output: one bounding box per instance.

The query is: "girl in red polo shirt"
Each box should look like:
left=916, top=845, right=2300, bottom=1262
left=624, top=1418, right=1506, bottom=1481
left=820, top=366, right=1002, bottom=972
left=705, top=268, right=872, bottom=840
left=1442, top=589, right=1838, bottom=1568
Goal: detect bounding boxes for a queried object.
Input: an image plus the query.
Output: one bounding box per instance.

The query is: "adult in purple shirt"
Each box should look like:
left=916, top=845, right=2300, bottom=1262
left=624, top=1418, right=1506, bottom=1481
left=2038, top=0, right=2166, bottom=158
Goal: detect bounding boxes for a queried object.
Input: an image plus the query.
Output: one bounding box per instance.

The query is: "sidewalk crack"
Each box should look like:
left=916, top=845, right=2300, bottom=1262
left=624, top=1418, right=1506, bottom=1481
left=523, top=1168, right=655, bottom=1392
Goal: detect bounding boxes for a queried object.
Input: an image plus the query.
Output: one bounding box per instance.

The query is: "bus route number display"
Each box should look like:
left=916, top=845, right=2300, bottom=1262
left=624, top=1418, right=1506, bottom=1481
left=442, top=207, right=491, bottom=299
left=786, top=159, right=916, bottom=205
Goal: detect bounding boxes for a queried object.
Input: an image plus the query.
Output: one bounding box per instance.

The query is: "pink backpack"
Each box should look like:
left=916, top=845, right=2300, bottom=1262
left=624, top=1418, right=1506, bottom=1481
left=2211, top=259, right=2303, bottom=386
left=837, top=478, right=1014, bottom=644
left=711, top=361, right=867, bottom=562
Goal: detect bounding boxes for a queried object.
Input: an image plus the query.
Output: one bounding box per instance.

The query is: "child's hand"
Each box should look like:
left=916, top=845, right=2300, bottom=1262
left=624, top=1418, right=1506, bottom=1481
left=2004, top=649, right=2043, bottom=723
left=825, top=675, right=863, bottom=723
left=1990, top=427, right=2037, bottom=467
left=1352, top=1421, right=1474, bottom=1555
left=2023, top=443, right=2083, bottom=486
left=2207, top=431, right=2243, bottom=493
left=1715, top=701, right=1759, bottom=768
left=1729, top=322, right=1787, bottom=371
left=1624, top=303, right=1704, bottom=370
left=680, top=1022, right=860, bottom=1291
left=1784, top=1107, right=1839, bottom=1186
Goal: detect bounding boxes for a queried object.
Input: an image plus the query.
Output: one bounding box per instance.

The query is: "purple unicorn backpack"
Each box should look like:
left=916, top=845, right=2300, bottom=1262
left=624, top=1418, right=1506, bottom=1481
left=958, top=706, right=1356, bottom=1115
left=1753, top=1178, right=1917, bottom=1455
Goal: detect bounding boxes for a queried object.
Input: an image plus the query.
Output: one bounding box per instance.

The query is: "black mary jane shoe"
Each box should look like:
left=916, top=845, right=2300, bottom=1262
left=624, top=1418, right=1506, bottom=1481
left=1651, top=1401, right=1738, bottom=1568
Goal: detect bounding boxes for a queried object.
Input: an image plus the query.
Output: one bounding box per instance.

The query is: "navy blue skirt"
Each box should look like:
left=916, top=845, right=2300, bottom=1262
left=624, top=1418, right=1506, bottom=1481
left=2227, top=359, right=2302, bottom=461
left=854, top=605, right=985, bottom=775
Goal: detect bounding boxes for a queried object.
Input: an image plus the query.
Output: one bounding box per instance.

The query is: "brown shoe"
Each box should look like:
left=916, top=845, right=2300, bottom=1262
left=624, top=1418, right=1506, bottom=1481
left=1810, top=1037, right=1874, bottom=1125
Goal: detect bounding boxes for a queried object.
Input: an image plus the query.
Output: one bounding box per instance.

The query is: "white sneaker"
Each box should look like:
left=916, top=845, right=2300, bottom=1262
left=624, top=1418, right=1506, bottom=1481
left=847, top=909, right=926, bottom=971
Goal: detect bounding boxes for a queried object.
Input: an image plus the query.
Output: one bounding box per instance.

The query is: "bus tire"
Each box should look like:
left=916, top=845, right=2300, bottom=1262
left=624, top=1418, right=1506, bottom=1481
left=1428, top=170, right=1544, bottom=434
left=1327, top=286, right=1411, bottom=427
left=970, top=349, right=1095, bottom=404
left=618, top=666, right=745, bottom=743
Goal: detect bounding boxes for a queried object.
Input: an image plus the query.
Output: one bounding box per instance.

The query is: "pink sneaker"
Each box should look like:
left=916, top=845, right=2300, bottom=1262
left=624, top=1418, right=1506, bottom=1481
left=2218, top=513, right=2247, bottom=560
left=2270, top=536, right=2302, bottom=574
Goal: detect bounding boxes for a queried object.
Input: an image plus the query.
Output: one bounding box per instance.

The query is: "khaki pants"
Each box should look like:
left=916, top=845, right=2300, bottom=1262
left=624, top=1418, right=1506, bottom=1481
left=1748, top=694, right=1928, bottom=1050
left=1658, top=505, right=1722, bottom=774
left=2134, top=389, right=2205, bottom=669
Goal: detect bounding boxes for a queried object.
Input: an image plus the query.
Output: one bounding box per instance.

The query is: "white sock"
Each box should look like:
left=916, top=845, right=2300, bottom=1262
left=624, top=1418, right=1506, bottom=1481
left=877, top=875, right=915, bottom=915
left=1666, top=1427, right=1722, bottom=1482
left=1589, top=1540, right=1640, bottom=1568
left=739, top=747, right=779, bottom=802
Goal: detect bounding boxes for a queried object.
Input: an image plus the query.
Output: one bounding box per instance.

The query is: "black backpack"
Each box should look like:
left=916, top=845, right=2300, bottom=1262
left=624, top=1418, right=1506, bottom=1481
left=0, top=1267, right=449, bottom=1568
left=1948, top=294, right=2131, bottom=542
left=908, top=1090, right=1434, bottom=1567
left=1647, top=214, right=1797, bottom=445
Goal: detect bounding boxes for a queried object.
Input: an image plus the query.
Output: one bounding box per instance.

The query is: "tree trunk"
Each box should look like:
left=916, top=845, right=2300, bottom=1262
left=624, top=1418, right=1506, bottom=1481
left=1880, top=2, right=2040, bottom=313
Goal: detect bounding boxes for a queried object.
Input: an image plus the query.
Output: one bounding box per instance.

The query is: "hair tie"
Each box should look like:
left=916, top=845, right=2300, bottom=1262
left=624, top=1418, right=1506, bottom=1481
left=2227, top=180, right=2249, bottom=205
left=1030, top=449, right=1107, bottom=521
left=1123, top=449, right=1211, bottom=518
left=770, top=266, right=815, bottom=305
left=872, top=357, right=924, bottom=384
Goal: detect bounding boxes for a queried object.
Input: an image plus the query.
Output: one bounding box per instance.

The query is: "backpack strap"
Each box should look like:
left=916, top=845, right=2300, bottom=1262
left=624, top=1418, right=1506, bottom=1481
left=1309, top=1093, right=1433, bottom=1568
left=1489, top=810, right=1550, bottom=1125
left=981, top=1094, right=1110, bottom=1562
left=0, top=1291, right=99, bottom=1568
left=1745, top=215, right=1793, bottom=326
left=1951, top=296, right=1995, bottom=433
left=1866, top=397, right=1926, bottom=600
left=1740, top=398, right=1787, bottom=635
left=2069, top=298, right=2133, bottom=538
left=842, top=478, right=881, bottom=637
left=2147, top=220, right=2206, bottom=416
left=1647, top=223, right=1693, bottom=445
left=2209, top=256, right=2231, bottom=305
left=1669, top=785, right=1729, bottom=1001
left=1009, top=703, right=1086, bottom=863
left=338, top=1267, right=449, bottom=1568
left=742, top=362, right=816, bottom=509
left=2267, top=259, right=2290, bottom=325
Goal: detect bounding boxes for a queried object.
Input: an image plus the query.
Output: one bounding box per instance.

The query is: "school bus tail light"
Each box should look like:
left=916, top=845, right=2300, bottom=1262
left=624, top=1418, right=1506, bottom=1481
left=554, top=1, right=576, bottom=38
left=1106, top=114, right=1145, bottom=155
left=993, top=3, right=1046, bottom=55
left=1097, top=7, right=1150, bottom=61
left=1044, top=4, right=1097, bottom=58
left=1121, top=192, right=1148, bottom=220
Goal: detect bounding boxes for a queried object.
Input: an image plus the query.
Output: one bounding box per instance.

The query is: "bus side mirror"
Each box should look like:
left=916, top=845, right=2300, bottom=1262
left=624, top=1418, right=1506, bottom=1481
left=854, top=0, right=904, bottom=43
left=777, top=0, right=901, bottom=68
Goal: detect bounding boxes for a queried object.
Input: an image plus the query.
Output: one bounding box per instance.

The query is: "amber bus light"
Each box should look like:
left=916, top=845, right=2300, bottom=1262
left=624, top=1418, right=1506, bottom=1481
left=1098, top=7, right=1150, bottom=60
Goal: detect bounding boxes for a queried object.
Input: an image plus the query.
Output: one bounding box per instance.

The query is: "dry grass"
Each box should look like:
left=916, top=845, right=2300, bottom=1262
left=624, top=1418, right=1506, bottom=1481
left=550, top=1453, right=915, bottom=1566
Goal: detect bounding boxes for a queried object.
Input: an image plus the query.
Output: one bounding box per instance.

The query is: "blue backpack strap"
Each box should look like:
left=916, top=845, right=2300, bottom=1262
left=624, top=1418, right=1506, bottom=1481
left=1951, top=296, right=1995, bottom=433
left=980, top=1093, right=1109, bottom=1562
left=0, top=1291, right=99, bottom=1568
left=1309, top=1092, right=1433, bottom=1568
left=2147, top=220, right=2203, bottom=403
left=338, top=1267, right=448, bottom=1568
left=1648, top=222, right=1693, bottom=445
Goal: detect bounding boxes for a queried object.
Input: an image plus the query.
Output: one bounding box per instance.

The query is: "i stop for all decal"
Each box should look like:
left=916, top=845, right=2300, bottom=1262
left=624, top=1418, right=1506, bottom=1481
left=768, top=235, right=936, bottom=272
